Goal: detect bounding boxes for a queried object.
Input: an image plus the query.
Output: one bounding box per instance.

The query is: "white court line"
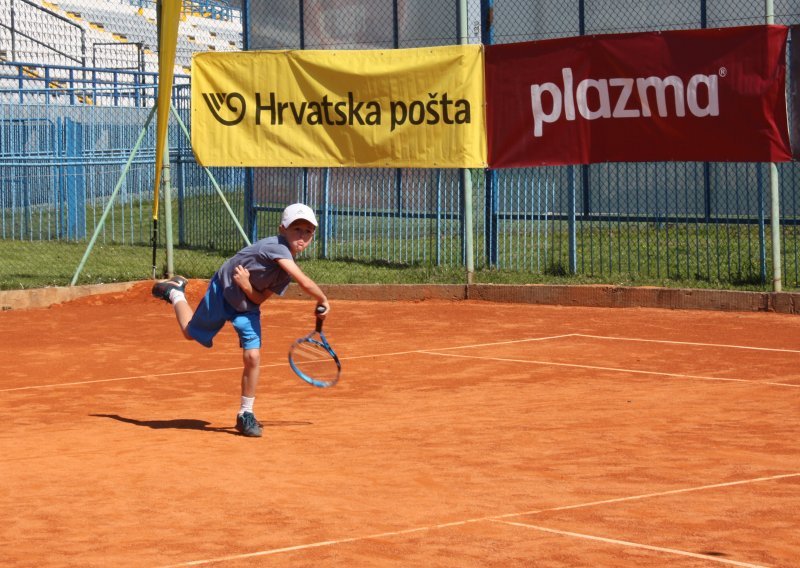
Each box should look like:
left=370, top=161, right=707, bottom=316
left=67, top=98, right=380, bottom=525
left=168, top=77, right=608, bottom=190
left=0, top=365, right=252, bottom=393
left=489, top=473, right=800, bottom=518
left=574, top=334, right=800, bottom=354
left=0, top=336, right=574, bottom=393
left=0, top=357, right=326, bottom=392
left=330, top=335, right=576, bottom=361
left=421, top=351, right=800, bottom=388
left=428, top=334, right=579, bottom=350
left=490, top=520, right=767, bottom=568
left=157, top=521, right=481, bottom=568
left=156, top=473, right=799, bottom=568
left=3, top=331, right=798, bottom=393
left=0, top=350, right=429, bottom=393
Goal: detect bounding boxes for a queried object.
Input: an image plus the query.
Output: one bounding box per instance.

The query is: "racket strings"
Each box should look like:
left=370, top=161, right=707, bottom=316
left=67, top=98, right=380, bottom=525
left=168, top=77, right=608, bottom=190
left=290, top=337, right=340, bottom=384
left=293, top=341, right=330, bottom=361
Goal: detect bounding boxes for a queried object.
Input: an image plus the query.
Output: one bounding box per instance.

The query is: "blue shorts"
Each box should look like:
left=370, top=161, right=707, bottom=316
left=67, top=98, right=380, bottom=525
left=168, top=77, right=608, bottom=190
left=187, top=275, right=261, bottom=350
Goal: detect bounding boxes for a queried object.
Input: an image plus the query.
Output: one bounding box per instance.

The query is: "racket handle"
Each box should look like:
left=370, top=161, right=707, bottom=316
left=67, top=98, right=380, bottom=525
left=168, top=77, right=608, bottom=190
left=315, top=305, right=326, bottom=332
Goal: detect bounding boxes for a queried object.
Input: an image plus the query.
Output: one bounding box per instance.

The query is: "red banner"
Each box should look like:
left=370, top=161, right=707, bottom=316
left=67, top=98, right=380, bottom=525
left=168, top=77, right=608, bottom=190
left=485, top=26, right=791, bottom=167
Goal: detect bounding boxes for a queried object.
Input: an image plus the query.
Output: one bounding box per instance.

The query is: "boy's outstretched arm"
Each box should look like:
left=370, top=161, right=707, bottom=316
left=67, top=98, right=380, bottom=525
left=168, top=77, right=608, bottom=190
left=276, top=258, right=330, bottom=317
left=233, top=265, right=273, bottom=305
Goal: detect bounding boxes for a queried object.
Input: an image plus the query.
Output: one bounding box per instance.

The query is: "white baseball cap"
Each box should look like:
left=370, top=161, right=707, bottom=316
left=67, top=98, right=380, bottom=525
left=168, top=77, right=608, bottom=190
left=281, top=203, right=318, bottom=228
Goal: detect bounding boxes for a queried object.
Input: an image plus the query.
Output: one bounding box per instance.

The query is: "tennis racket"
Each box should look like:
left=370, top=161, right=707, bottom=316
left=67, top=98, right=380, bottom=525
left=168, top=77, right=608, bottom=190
left=289, top=305, right=341, bottom=388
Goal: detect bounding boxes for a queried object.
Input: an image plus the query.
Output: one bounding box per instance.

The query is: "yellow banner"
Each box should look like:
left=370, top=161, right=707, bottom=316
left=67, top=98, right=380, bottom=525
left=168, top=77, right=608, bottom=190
left=191, top=45, right=486, bottom=168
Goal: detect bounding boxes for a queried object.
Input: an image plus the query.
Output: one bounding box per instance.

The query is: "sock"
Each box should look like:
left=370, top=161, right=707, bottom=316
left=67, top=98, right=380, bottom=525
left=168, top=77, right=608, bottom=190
left=239, top=396, right=255, bottom=416
left=169, top=289, right=186, bottom=304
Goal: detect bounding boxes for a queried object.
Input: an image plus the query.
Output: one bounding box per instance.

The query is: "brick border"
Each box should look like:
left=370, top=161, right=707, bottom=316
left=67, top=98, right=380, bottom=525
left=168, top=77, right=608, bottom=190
left=2, top=281, right=799, bottom=314
left=264, top=282, right=800, bottom=314
left=467, top=284, right=798, bottom=313
left=0, top=282, right=138, bottom=311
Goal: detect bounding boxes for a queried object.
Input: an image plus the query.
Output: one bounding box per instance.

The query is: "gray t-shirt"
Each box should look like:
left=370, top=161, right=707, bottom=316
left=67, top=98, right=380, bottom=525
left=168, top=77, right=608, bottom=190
left=217, top=235, right=294, bottom=312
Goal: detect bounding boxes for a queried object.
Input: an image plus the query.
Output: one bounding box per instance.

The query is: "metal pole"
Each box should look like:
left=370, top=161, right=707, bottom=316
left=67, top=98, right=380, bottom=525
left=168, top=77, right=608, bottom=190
left=10, top=0, right=17, bottom=61
left=766, top=0, right=782, bottom=291
left=460, top=0, right=475, bottom=284
left=481, top=0, right=497, bottom=269
left=769, top=163, right=781, bottom=291
left=568, top=166, right=577, bottom=272
left=322, top=168, right=330, bottom=259
left=162, top=136, right=174, bottom=277
left=242, top=0, right=256, bottom=240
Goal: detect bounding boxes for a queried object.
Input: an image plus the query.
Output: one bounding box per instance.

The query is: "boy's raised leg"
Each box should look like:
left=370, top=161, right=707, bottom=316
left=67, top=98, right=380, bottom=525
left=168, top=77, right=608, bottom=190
left=151, top=275, right=187, bottom=303
left=152, top=276, right=193, bottom=338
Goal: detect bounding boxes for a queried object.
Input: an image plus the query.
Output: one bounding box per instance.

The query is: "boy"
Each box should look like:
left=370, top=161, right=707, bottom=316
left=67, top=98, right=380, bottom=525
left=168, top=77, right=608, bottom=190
left=151, top=203, right=330, bottom=438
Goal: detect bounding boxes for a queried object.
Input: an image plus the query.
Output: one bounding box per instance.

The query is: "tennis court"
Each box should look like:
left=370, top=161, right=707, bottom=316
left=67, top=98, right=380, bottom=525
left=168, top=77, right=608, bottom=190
left=1, top=281, right=799, bottom=567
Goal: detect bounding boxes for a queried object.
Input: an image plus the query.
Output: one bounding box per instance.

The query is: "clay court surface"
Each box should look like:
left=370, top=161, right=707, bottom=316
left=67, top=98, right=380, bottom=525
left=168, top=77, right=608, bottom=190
left=1, top=280, right=799, bottom=567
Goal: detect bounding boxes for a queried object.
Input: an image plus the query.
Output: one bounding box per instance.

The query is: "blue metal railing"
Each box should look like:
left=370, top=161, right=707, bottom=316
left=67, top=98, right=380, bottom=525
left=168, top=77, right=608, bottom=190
left=125, top=0, right=240, bottom=22
left=0, top=75, right=248, bottom=251
left=0, top=60, right=188, bottom=106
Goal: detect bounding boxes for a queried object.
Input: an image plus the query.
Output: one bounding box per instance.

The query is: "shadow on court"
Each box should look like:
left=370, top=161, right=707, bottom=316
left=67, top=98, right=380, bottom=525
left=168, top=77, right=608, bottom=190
left=90, top=413, right=312, bottom=435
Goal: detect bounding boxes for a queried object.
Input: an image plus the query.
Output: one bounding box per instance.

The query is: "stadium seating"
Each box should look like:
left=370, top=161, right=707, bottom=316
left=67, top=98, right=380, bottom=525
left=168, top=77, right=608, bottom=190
left=2, top=0, right=242, bottom=77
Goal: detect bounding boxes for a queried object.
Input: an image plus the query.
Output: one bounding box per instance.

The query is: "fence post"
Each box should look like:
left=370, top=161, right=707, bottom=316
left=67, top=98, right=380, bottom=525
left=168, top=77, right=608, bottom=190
left=10, top=0, right=17, bottom=61
left=484, top=174, right=497, bottom=266
left=568, top=166, right=577, bottom=273
left=483, top=0, right=498, bottom=270
left=769, top=162, right=782, bottom=291
left=765, top=0, right=782, bottom=291
left=176, top=145, right=185, bottom=246
left=240, top=0, right=257, bottom=242
left=161, top=136, right=175, bottom=277
left=321, top=168, right=330, bottom=259
left=435, top=170, right=442, bottom=265
left=454, top=0, right=480, bottom=281
left=578, top=0, right=590, bottom=265
left=757, top=165, right=767, bottom=284
left=64, top=118, right=86, bottom=240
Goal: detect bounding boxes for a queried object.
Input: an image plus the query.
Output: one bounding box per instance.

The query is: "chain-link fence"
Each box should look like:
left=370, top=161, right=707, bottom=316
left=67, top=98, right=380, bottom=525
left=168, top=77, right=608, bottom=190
left=246, top=0, right=800, bottom=289
left=486, top=0, right=800, bottom=286
left=0, top=0, right=245, bottom=287
left=0, top=0, right=241, bottom=74
left=2, top=0, right=800, bottom=290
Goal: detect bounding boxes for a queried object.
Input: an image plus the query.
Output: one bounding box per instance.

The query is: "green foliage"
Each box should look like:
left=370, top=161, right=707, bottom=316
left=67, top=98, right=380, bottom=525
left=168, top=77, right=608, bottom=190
left=0, top=239, right=788, bottom=292
left=1, top=203, right=796, bottom=291
left=0, top=241, right=229, bottom=289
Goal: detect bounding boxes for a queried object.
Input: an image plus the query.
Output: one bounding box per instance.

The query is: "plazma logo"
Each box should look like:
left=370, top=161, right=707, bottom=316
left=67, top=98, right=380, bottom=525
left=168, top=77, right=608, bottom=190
left=202, top=92, right=246, bottom=125
left=530, top=67, right=721, bottom=137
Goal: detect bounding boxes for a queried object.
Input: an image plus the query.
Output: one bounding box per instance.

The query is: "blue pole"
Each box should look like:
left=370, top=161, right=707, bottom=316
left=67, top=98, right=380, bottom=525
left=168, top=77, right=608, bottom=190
left=568, top=166, right=577, bottom=273
left=322, top=168, right=330, bottom=259
left=482, top=0, right=497, bottom=267
left=64, top=118, right=86, bottom=240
